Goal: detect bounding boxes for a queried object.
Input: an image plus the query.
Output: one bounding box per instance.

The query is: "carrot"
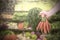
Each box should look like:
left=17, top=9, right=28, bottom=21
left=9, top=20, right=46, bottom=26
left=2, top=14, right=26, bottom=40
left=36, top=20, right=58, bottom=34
left=44, top=22, right=47, bottom=34
left=47, top=23, right=51, bottom=33
left=36, top=15, right=51, bottom=34
left=39, top=22, right=42, bottom=29
left=46, top=23, right=47, bottom=33
left=46, top=24, right=49, bottom=33
left=46, top=20, right=51, bottom=33
left=36, top=22, right=41, bottom=30
left=40, top=22, right=44, bottom=32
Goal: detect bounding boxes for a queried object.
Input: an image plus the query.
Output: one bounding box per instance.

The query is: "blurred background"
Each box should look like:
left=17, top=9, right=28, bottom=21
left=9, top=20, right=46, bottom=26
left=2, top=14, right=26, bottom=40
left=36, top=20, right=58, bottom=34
left=0, top=0, right=60, bottom=40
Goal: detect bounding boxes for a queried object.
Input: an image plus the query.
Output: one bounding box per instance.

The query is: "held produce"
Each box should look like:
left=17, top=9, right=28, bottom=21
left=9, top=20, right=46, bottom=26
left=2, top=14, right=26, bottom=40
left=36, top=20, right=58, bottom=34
left=28, top=8, right=41, bottom=30
left=36, top=13, right=51, bottom=34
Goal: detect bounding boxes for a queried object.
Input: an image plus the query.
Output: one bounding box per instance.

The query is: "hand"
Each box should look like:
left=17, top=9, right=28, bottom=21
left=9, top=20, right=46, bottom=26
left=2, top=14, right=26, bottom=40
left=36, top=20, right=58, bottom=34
left=39, top=11, right=50, bottom=18
left=39, top=1, right=60, bottom=18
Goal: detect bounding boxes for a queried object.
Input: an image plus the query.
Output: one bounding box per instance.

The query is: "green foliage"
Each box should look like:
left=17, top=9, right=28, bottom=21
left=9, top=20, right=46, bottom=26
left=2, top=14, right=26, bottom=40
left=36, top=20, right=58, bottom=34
left=47, top=11, right=60, bottom=40
left=51, top=21, right=60, bottom=30
left=47, top=32, right=60, bottom=40
left=49, top=11, right=60, bottom=22
left=27, top=7, right=42, bottom=30
left=24, top=21, right=29, bottom=29
left=25, top=32, right=37, bottom=40
left=13, top=12, right=27, bottom=21
left=0, top=0, right=6, bottom=12
left=25, top=32, right=31, bottom=37
left=31, top=34, right=37, bottom=40
left=49, top=11, right=60, bottom=30
left=0, top=30, right=14, bottom=36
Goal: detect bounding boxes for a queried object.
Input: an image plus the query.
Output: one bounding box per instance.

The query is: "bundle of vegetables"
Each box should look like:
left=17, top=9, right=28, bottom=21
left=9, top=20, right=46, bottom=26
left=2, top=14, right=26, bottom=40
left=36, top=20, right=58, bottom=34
left=28, top=7, right=41, bottom=30
left=36, top=13, right=51, bottom=34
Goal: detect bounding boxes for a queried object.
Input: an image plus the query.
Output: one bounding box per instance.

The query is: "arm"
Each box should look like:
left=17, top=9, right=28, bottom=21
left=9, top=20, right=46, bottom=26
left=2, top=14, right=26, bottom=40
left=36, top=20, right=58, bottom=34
left=40, top=1, right=60, bottom=18
left=47, top=1, right=60, bottom=17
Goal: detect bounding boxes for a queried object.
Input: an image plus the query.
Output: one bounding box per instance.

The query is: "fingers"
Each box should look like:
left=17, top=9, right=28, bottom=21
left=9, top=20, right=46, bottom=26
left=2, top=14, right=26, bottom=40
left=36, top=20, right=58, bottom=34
left=39, top=11, right=47, bottom=15
left=39, top=11, right=50, bottom=18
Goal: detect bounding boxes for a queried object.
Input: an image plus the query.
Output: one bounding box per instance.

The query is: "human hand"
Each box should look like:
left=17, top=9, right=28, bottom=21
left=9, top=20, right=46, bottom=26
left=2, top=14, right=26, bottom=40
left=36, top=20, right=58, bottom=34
left=39, top=1, right=60, bottom=18
left=39, top=11, right=50, bottom=18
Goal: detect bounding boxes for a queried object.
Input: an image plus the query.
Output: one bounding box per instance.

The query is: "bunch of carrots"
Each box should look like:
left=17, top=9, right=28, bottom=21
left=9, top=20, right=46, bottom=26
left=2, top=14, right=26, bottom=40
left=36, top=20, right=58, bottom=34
left=36, top=13, right=51, bottom=34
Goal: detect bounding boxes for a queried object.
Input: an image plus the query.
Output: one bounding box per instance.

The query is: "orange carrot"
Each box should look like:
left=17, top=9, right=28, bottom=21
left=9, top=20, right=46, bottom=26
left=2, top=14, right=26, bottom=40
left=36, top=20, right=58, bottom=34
left=47, top=23, right=51, bottom=33
left=46, top=20, right=50, bottom=33
left=40, top=22, right=44, bottom=32
left=36, top=15, right=51, bottom=34
left=36, top=22, right=41, bottom=30
left=44, top=22, right=47, bottom=34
